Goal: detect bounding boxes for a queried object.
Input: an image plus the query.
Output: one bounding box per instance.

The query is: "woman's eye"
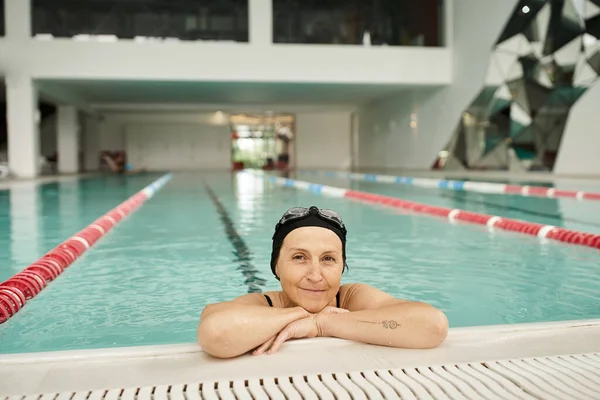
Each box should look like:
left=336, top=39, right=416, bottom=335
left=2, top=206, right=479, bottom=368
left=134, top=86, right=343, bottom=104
left=293, top=254, right=305, bottom=260
left=323, top=256, right=335, bottom=262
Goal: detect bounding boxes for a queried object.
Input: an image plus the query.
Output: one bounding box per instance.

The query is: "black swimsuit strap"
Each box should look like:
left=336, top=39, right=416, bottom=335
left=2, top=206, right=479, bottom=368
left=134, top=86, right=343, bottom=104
left=264, top=294, right=273, bottom=307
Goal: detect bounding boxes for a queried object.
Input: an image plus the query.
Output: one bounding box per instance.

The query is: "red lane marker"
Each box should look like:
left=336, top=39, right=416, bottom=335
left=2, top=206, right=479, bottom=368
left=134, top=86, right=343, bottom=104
left=504, top=185, right=523, bottom=194
left=342, top=187, right=600, bottom=251
left=0, top=175, right=169, bottom=324
left=553, top=190, right=578, bottom=198
left=0, top=293, right=19, bottom=316
left=0, top=286, right=26, bottom=307
left=527, top=187, right=549, bottom=197
left=583, top=193, right=600, bottom=200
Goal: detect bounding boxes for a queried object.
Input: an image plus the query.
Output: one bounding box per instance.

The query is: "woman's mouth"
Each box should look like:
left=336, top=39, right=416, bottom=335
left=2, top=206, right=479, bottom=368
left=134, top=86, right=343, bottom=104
left=300, top=288, right=326, bottom=293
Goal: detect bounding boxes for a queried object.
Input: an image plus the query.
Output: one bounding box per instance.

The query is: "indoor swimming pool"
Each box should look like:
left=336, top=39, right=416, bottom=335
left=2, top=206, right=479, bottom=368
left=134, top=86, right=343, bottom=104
left=1, top=171, right=599, bottom=356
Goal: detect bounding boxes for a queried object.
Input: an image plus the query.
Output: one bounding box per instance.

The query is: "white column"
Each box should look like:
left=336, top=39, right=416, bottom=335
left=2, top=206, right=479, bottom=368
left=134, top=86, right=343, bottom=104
left=10, top=182, right=43, bottom=268
left=6, top=75, right=40, bottom=178
left=83, top=116, right=100, bottom=171
left=57, top=106, right=80, bottom=174
left=249, top=0, right=272, bottom=45
left=5, top=0, right=31, bottom=39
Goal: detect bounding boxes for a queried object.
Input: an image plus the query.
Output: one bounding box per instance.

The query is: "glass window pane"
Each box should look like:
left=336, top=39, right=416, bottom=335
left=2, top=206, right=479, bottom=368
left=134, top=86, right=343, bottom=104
left=272, top=0, right=445, bottom=47
left=31, top=0, right=248, bottom=42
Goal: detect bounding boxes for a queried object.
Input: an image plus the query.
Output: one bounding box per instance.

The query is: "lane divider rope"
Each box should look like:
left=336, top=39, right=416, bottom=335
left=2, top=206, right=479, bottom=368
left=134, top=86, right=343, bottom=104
left=0, top=173, right=172, bottom=324
left=260, top=173, right=600, bottom=252
left=299, top=170, right=600, bottom=202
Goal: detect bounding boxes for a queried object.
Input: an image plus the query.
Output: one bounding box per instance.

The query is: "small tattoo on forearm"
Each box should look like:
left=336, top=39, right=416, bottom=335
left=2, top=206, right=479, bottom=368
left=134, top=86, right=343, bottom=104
left=358, top=320, right=400, bottom=329
left=382, top=320, right=400, bottom=329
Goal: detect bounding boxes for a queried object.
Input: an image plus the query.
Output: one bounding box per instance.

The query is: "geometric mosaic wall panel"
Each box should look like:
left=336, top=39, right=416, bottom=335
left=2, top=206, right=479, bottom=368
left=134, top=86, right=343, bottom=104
left=438, top=0, right=600, bottom=171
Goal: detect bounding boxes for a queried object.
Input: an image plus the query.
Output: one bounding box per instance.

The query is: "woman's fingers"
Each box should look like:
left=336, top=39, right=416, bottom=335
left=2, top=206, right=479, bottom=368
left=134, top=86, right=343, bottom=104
left=267, top=327, right=292, bottom=354
left=252, top=336, right=275, bottom=356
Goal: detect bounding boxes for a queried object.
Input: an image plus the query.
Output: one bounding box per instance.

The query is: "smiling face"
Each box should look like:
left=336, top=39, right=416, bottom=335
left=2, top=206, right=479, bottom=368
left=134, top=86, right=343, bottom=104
left=275, top=226, right=344, bottom=312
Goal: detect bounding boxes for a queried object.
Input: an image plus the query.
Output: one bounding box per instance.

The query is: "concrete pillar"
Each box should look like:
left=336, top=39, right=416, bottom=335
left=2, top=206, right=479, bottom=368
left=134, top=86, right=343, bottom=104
left=83, top=116, right=100, bottom=171
left=6, top=75, right=40, bottom=178
left=10, top=182, right=43, bottom=268
left=57, top=106, right=80, bottom=174
left=5, top=0, right=31, bottom=39
left=249, top=0, right=272, bottom=45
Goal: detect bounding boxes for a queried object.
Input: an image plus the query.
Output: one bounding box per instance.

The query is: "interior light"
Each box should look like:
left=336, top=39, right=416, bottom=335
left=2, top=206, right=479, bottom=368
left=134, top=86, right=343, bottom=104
left=522, top=6, right=530, bottom=13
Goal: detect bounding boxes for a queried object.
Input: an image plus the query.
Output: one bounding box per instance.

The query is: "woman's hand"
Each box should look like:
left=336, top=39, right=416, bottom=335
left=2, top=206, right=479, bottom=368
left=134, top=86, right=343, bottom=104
left=252, top=307, right=349, bottom=355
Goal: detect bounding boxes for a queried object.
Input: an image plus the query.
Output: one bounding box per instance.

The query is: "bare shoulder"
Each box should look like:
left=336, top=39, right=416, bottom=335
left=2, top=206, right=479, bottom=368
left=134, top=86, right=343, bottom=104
left=231, top=293, right=271, bottom=306
left=201, top=293, right=270, bottom=319
left=340, top=283, right=409, bottom=311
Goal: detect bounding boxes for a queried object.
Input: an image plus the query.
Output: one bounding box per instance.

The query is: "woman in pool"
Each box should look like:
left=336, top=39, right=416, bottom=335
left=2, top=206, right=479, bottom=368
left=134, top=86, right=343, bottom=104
left=198, top=206, right=448, bottom=359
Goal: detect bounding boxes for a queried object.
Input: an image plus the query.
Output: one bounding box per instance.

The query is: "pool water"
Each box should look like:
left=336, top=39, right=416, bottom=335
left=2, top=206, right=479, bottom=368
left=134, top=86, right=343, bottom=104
left=1, top=172, right=599, bottom=354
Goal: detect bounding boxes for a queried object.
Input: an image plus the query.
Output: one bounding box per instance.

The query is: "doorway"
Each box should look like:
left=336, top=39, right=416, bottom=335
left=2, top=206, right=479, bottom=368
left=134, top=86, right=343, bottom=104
left=230, top=113, right=295, bottom=170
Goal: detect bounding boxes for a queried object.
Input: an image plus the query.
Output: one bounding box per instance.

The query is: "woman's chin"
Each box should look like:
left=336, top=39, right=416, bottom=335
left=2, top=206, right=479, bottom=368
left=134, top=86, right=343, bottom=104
left=298, top=300, right=327, bottom=313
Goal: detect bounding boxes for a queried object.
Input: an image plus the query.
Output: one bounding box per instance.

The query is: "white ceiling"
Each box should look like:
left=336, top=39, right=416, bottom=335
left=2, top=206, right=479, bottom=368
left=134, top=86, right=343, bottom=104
left=32, top=79, right=440, bottom=110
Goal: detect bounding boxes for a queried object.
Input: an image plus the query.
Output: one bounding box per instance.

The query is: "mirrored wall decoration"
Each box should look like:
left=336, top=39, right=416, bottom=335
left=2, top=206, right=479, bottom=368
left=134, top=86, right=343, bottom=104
left=436, top=0, right=600, bottom=171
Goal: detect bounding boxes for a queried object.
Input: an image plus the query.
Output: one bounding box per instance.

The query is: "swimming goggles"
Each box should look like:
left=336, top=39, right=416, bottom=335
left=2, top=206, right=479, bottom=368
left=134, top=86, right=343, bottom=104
left=277, top=206, right=346, bottom=232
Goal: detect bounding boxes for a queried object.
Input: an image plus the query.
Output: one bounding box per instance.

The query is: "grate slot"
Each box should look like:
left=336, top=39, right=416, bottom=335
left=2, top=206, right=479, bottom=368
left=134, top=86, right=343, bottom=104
left=429, top=366, right=481, bottom=400
left=389, top=369, right=434, bottom=399
left=305, top=375, right=334, bottom=400
left=467, top=363, right=534, bottom=399
left=415, top=367, right=467, bottom=400
left=319, top=374, right=352, bottom=400
left=403, top=367, right=449, bottom=398
left=347, top=372, right=385, bottom=399
left=247, top=379, right=269, bottom=400
left=103, top=390, right=121, bottom=400
left=183, top=384, right=201, bottom=400
left=214, top=381, right=235, bottom=400
left=136, top=387, right=153, bottom=400
left=152, top=387, right=168, bottom=400
left=332, top=373, right=367, bottom=399
left=484, top=361, right=559, bottom=399
left=506, top=359, right=583, bottom=399
left=230, top=381, right=252, bottom=400
left=260, top=377, right=287, bottom=400
left=540, top=357, right=600, bottom=392
left=290, top=375, right=319, bottom=400
left=168, top=385, right=186, bottom=400
left=521, top=358, right=595, bottom=399
left=361, top=370, right=400, bottom=399
left=274, top=377, right=303, bottom=400
left=442, top=364, right=506, bottom=400
left=374, top=370, right=417, bottom=400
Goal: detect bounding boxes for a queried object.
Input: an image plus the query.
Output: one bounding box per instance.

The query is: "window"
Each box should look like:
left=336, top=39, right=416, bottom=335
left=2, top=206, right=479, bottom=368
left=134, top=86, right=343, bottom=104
left=273, top=0, right=444, bottom=47
left=32, top=0, right=249, bottom=42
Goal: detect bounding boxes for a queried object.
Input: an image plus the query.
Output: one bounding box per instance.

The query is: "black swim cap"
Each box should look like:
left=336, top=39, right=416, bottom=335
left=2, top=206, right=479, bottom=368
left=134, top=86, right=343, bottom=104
left=270, top=207, right=347, bottom=280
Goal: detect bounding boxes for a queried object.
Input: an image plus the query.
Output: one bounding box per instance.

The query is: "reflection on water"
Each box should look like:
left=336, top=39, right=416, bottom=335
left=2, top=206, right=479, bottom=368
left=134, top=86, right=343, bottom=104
left=9, top=182, right=43, bottom=274
left=204, top=181, right=266, bottom=293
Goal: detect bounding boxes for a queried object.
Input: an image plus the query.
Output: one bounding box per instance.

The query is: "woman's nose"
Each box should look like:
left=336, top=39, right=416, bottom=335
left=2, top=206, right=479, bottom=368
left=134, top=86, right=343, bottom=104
left=306, top=261, right=323, bottom=281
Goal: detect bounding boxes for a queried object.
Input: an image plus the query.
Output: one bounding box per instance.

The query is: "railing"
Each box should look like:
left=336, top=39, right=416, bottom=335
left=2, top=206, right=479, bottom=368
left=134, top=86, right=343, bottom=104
left=31, top=0, right=248, bottom=42
left=272, top=0, right=445, bottom=47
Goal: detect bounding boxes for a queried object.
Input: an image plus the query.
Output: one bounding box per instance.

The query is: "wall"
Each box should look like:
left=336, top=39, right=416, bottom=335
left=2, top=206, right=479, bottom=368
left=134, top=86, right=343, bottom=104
left=554, top=81, right=600, bottom=176
left=295, top=111, right=352, bottom=170
left=125, top=123, right=230, bottom=171
left=357, top=0, right=518, bottom=170
left=83, top=112, right=230, bottom=171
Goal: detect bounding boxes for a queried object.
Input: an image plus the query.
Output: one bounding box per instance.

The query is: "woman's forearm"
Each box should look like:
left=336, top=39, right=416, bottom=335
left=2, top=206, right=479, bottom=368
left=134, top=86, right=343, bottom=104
left=198, top=303, right=308, bottom=358
left=317, top=302, right=448, bottom=349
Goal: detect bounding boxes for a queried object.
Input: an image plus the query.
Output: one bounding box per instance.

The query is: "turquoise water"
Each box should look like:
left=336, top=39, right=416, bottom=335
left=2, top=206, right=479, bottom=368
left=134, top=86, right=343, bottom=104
left=1, top=171, right=599, bottom=354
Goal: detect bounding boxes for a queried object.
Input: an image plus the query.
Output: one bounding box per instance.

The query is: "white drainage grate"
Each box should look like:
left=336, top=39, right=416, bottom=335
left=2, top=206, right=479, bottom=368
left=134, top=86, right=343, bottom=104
left=5, top=353, right=600, bottom=399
